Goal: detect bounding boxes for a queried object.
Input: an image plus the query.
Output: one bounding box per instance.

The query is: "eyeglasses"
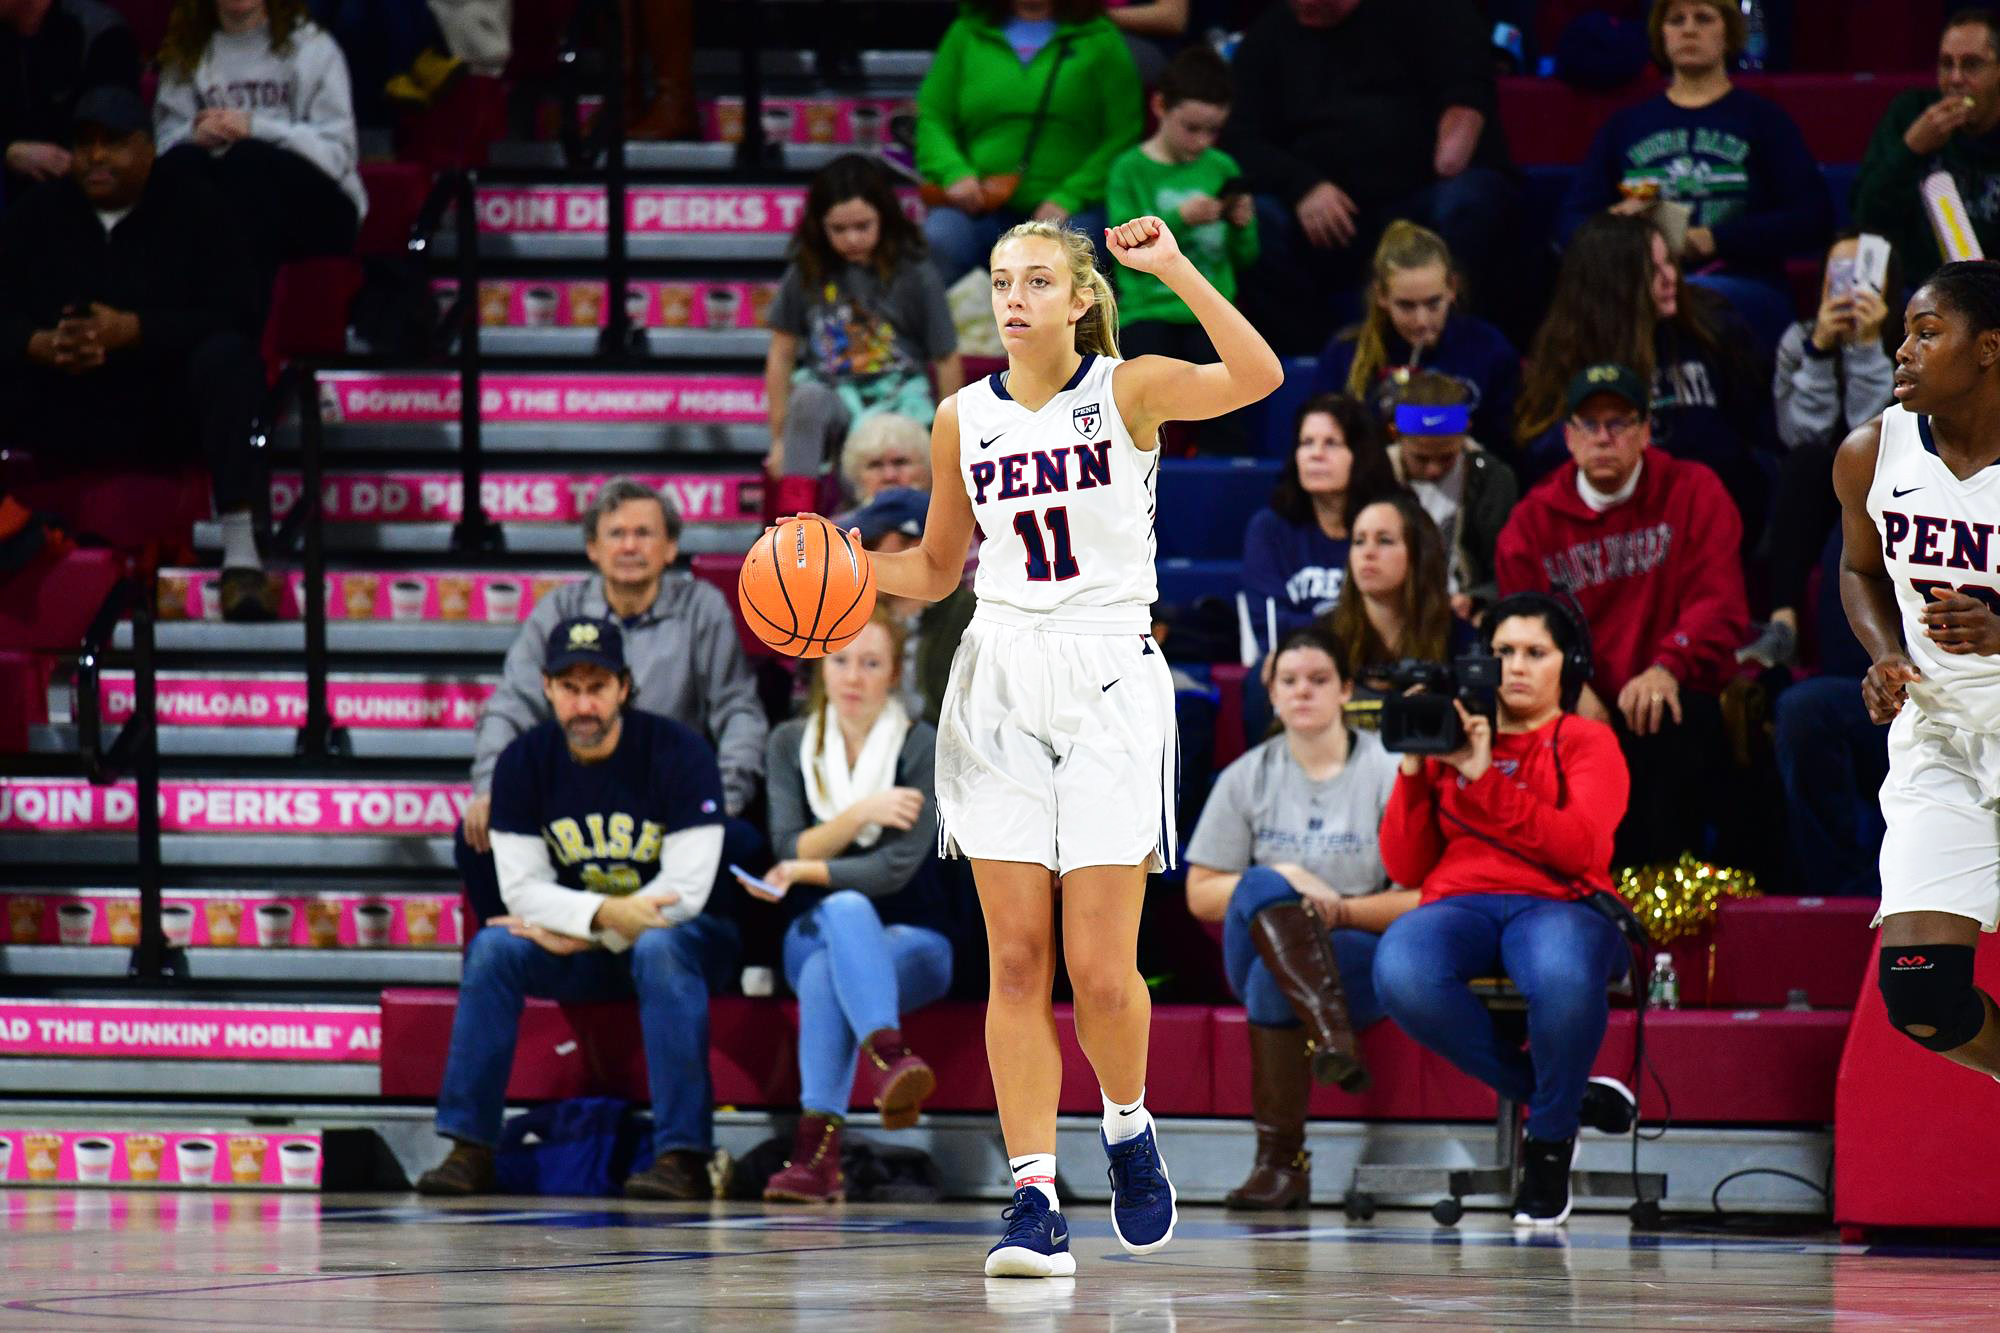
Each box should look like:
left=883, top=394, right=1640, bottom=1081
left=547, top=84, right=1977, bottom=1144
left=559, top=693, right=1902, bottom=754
left=1566, top=414, right=1645, bottom=441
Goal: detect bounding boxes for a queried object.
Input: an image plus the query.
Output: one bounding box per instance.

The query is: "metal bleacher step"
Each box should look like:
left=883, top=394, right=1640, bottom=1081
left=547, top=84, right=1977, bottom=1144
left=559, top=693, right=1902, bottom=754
left=192, top=519, right=758, bottom=557
left=4, top=1058, right=381, bottom=1098
left=274, top=419, right=767, bottom=455
left=488, top=139, right=863, bottom=174
left=691, top=48, right=931, bottom=81
left=0, top=944, right=459, bottom=984
left=115, top=622, right=519, bottom=655
left=0, top=834, right=455, bottom=871
left=25, top=725, right=474, bottom=762
left=437, top=228, right=788, bottom=263
left=359, top=326, right=772, bottom=359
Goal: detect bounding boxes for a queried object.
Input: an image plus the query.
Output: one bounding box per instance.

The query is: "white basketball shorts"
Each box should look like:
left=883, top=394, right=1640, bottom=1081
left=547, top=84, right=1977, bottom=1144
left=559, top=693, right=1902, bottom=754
left=1877, top=704, right=2000, bottom=932
left=934, top=607, right=1178, bottom=876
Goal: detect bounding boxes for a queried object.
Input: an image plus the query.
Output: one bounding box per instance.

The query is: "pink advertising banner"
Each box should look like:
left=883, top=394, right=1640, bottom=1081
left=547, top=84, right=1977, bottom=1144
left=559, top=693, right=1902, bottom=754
left=268, top=471, right=759, bottom=524
left=0, top=1127, right=324, bottom=1189
left=698, top=96, right=910, bottom=147
left=99, top=671, right=495, bottom=728
left=316, top=371, right=767, bottom=423
left=155, top=568, right=579, bottom=623
left=472, top=184, right=918, bottom=235
left=4, top=890, right=460, bottom=950
left=0, top=778, right=471, bottom=836
left=443, top=278, right=779, bottom=330
left=0, top=998, right=381, bottom=1063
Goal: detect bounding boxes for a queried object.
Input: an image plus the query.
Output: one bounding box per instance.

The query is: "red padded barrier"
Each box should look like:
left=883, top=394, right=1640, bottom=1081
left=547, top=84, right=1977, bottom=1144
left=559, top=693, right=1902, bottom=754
left=1710, top=896, right=1877, bottom=1009
left=1211, top=1009, right=1431, bottom=1119
left=11, top=469, right=206, bottom=556
left=0, top=650, right=53, bottom=750
left=1835, top=932, right=2000, bottom=1232
left=0, top=549, right=124, bottom=652
left=690, top=553, right=773, bottom=660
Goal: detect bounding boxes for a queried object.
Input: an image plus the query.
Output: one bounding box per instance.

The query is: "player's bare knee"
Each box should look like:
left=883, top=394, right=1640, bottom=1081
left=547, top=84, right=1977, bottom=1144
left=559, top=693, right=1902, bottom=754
left=989, top=941, right=1051, bottom=1003
left=1879, top=945, right=1988, bottom=1052
left=1066, top=964, right=1137, bottom=1019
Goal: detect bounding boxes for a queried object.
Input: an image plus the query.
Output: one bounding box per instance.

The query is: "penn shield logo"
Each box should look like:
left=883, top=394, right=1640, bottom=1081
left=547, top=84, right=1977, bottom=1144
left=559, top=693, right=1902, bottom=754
left=1072, top=402, right=1101, bottom=439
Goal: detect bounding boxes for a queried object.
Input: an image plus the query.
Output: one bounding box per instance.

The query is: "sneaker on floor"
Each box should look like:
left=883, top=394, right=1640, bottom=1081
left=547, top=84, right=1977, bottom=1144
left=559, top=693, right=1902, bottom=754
left=1511, top=1135, right=1578, bottom=1227
left=1736, top=619, right=1797, bottom=669
left=983, top=1186, right=1075, bottom=1278
left=1579, top=1076, right=1638, bottom=1135
left=414, top=1140, right=493, bottom=1196
left=623, top=1149, right=712, bottom=1201
left=1102, top=1122, right=1178, bottom=1255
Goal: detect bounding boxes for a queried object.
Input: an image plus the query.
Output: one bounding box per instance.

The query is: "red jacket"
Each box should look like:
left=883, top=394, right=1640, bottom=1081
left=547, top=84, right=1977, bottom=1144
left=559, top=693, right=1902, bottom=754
left=1493, top=454, right=1748, bottom=697
left=1378, top=714, right=1628, bottom=904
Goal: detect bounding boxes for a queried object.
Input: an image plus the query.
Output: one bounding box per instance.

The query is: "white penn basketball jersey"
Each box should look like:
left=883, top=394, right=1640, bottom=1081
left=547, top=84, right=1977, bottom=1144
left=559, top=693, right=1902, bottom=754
left=1867, top=404, right=2000, bottom=733
left=953, top=353, right=1160, bottom=633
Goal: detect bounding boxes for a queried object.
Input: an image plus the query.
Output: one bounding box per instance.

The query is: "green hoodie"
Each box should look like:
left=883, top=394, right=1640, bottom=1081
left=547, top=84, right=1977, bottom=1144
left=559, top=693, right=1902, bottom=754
left=1852, top=87, right=2000, bottom=282
left=915, top=10, right=1143, bottom=216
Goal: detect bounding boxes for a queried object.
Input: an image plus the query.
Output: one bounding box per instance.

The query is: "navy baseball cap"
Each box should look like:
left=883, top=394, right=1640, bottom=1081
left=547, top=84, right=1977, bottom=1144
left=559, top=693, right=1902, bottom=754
left=544, top=616, right=626, bottom=675
left=850, top=486, right=929, bottom=544
left=71, top=86, right=150, bottom=139
left=1565, top=363, right=1650, bottom=417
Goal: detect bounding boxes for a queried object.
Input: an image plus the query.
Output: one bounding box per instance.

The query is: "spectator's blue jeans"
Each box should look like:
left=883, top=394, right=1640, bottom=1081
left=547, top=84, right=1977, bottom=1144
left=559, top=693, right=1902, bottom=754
left=1775, top=675, right=1887, bottom=898
left=436, top=917, right=742, bottom=1155
left=783, top=891, right=953, bottom=1117
left=1374, top=893, right=1627, bottom=1141
left=1221, top=866, right=1384, bottom=1030
left=924, top=205, right=1110, bottom=287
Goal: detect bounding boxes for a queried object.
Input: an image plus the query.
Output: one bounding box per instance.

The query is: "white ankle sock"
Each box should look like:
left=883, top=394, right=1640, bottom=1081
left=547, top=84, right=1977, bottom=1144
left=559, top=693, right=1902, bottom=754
left=218, top=510, right=260, bottom=571
left=1101, top=1088, right=1150, bottom=1144
left=1009, top=1153, right=1058, bottom=1208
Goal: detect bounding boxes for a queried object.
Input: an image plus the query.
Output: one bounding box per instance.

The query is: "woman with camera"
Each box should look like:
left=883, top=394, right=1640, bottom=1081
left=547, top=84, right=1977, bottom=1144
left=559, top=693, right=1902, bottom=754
left=1371, top=594, right=1639, bottom=1228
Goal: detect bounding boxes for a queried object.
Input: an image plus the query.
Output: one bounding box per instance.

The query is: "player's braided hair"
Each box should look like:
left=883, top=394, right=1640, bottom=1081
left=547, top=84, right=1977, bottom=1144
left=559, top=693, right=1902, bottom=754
left=991, top=220, right=1121, bottom=359
left=1927, top=260, right=2000, bottom=337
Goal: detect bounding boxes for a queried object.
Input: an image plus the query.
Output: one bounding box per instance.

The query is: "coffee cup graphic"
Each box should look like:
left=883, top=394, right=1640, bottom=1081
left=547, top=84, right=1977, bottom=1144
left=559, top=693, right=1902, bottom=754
left=804, top=102, right=839, bottom=143
left=0, top=1133, right=13, bottom=1180
left=254, top=902, right=295, bottom=948
left=175, top=1137, right=218, bottom=1185
left=228, top=1136, right=269, bottom=1184
left=206, top=900, right=243, bottom=947
left=716, top=101, right=744, bottom=142
left=478, top=283, right=513, bottom=327
left=437, top=575, right=473, bottom=621
left=568, top=282, right=605, bottom=327
left=74, top=1137, right=115, bottom=1184
left=305, top=900, right=342, bottom=949
left=703, top=286, right=742, bottom=328
left=482, top=579, right=522, bottom=623
left=355, top=901, right=394, bottom=947
left=278, top=1140, right=321, bottom=1187
left=404, top=899, right=442, bottom=948
left=57, top=900, right=96, bottom=946
left=156, top=573, right=190, bottom=621
left=851, top=103, right=884, bottom=145
left=25, top=1133, right=63, bottom=1182
left=106, top=899, right=140, bottom=947
left=341, top=574, right=380, bottom=620
left=7, top=896, right=45, bottom=944
left=199, top=579, right=222, bottom=621
left=658, top=284, right=694, bottom=328
left=625, top=284, right=651, bottom=326
left=388, top=578, right=428, bottom=621
left=521, top=285, right=559, bottom=327
left=161, top=903, right=195, bottom=947
left=762, top=103, right=795, bottom=142
left=126, top=1134, right=165, bottom=1183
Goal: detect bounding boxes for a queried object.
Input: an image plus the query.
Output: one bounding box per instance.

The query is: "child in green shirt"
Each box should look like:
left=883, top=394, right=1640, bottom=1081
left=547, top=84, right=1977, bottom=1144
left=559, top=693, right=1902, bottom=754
left=1106, top=47, right=1259, bottom=366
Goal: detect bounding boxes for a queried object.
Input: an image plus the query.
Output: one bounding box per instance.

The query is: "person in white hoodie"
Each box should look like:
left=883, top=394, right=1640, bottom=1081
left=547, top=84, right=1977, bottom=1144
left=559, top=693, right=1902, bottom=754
left=153, top=0, right=364, bottom=313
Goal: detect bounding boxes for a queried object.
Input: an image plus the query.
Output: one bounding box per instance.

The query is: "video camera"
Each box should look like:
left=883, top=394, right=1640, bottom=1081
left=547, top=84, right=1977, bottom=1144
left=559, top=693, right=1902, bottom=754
left=1369, top=654, right=1500, bottom=755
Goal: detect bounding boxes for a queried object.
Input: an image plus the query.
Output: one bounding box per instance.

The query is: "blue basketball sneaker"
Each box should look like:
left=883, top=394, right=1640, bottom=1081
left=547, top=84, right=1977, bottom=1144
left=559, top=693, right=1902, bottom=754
left=984, top=1186, right=1076, bottom=1278
left=1102, top=1122, right=1177, bottom=1254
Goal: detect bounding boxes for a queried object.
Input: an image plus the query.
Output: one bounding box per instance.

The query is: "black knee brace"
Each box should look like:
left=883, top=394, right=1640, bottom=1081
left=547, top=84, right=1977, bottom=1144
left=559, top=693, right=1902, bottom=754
left=1879, top=945, right=1988, bottom=1052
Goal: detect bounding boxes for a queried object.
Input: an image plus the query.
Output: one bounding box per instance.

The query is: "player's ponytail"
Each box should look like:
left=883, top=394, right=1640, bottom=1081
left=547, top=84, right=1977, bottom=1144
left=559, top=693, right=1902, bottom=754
left=992, top=219, right=1122, bottom=359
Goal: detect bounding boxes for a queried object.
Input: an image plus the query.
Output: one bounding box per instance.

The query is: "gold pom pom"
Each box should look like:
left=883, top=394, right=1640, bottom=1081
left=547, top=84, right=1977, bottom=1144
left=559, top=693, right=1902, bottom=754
left=1614, top=854, right=1759, bottom=944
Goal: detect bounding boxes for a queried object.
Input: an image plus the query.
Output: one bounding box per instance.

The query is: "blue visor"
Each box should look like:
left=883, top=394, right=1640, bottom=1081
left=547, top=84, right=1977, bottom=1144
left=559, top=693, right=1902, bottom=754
left=1394, top=403, right=1470, bottom=436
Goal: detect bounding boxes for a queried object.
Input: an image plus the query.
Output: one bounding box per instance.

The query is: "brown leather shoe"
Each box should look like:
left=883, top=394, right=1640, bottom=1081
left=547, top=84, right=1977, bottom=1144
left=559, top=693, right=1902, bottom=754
left=1249, top=902, right=1370, bottom=1092
left=857, top=1027, right=935, bottom=1130
left=1225, top=1024, right=1312, bottom=1210
left=218, top=567, right=278, bottom=623
left=414, top=1139, right=494, bottom=1196
left=762, top=1112, right=844, bottom=1203
left=624, top=1149, right=712, bottom=1201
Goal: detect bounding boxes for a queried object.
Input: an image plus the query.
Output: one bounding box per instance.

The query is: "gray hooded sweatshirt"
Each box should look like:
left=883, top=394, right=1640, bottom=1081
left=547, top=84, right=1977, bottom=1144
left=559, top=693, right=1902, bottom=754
left=471, top=573, right=767, bottom=815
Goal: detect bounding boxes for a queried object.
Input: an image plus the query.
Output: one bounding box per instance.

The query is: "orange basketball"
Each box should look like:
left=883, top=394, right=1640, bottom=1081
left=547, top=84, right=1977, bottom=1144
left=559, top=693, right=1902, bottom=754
left=736, top=516, right=878, bottom=659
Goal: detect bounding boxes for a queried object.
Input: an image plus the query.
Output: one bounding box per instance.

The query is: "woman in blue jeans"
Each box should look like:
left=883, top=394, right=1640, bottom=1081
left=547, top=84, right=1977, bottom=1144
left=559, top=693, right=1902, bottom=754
left=1373, top=594, right=1639, bottom=1227
left=742, top=609, right=963, bottom=1202
left=1185, top=627, right=1415, bottom=1209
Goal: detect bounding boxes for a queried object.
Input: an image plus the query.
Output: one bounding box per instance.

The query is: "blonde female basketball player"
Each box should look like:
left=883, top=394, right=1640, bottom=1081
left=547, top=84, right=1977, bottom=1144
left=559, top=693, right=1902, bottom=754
left=865, top=216, right=1281, bottom=1277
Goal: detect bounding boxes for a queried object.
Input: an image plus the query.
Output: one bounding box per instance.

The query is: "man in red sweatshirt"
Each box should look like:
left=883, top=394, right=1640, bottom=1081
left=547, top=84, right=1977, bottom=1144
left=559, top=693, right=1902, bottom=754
left=1494, top=362, right=1748, bottom=865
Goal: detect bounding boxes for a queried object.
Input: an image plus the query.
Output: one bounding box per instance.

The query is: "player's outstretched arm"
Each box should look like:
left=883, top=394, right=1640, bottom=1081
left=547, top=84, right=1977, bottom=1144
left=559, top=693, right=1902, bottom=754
left=1834, top=417, right=1920, bottom=723
left=1105, top=215, right=1284, bottom=438
left=866, top=395, right=976, bottom=605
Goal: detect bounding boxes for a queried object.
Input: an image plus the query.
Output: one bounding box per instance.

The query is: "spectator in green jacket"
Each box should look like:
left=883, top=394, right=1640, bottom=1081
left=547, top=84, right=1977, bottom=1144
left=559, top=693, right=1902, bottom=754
left=915, top=0, right=1143, bottom=283
left=1853, top=9, right=2000, bottom=284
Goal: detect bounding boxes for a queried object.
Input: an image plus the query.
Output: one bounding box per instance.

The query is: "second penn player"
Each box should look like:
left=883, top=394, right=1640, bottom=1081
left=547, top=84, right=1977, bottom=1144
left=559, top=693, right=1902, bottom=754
left=864, top=215, right=1281, bottom=1276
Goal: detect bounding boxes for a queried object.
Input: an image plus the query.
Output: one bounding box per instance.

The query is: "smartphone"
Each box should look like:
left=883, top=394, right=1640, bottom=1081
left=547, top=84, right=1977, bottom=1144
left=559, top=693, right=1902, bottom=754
left=1828, top=255, right=1858, bottom=300
left=1855, top=232, right=1892, bottom=294
left=729, top=863, right=788, bottom=899
left=1217, top=175, right=1249, bottom=209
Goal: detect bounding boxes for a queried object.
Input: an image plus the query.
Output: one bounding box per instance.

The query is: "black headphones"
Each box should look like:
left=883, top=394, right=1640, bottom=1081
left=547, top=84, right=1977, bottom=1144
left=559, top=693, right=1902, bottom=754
left=1481, top=589, right=1593, bottom=712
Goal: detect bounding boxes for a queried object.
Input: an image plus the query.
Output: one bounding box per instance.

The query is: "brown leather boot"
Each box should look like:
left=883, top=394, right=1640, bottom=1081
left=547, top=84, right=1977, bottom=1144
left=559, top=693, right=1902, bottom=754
left=414, top=1139, right=494, bottom=1196
left=1248, top=902, right=1370, bottom=1092
left=623, top=1149, right=712, bottom=1200
left=1225, top=1023, right=1312, bottom=1210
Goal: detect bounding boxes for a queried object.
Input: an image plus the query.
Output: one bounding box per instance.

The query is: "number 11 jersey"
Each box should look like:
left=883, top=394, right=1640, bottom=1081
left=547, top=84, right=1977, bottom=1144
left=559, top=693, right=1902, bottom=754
left=1867, top=403, right=2000, bottom=733
left=955, top=353, right=1160, bottom=634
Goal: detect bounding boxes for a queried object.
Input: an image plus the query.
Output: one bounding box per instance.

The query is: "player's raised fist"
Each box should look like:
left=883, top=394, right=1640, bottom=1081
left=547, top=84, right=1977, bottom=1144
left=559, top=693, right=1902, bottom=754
left=1106, top=217, right=1183, bottom=273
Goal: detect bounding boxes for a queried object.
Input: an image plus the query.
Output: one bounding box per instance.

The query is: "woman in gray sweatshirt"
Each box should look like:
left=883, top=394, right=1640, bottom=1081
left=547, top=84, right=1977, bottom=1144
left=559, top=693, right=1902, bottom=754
left=153, top=0, right=364, bottom=310
left=1742, top=232, right=1900, bottom=669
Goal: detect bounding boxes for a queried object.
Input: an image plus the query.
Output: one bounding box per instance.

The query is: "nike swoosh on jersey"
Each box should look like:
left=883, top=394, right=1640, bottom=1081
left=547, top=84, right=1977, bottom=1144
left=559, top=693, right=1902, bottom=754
left=1892, top=485, right=1924, bottom=497
left=1102, top=679, right=1120, bottom=692
left=979, top=434, right=1005, bottom=449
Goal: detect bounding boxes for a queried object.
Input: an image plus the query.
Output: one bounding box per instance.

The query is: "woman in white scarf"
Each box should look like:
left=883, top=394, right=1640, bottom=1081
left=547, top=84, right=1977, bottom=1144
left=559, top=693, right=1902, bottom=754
left=745, top=609, right=959, bottom=1203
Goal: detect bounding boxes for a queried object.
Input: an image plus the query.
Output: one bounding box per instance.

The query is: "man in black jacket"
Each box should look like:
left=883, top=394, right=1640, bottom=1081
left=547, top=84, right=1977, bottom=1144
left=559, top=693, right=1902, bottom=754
left=0, top=86, right=274, bottom=619
left=1224, top=0, right=1518, bottom=353
left=0, top=0, right=139, bottom=203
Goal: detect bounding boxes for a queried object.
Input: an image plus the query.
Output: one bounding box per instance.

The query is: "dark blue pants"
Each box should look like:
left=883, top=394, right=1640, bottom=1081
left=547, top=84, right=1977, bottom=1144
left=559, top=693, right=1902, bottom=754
left=1774, top=675, right=1886, bottom=897
left=1374, top=893, right=1627, bottom=1141
left=1221, top=866, right=1384, bottom=1030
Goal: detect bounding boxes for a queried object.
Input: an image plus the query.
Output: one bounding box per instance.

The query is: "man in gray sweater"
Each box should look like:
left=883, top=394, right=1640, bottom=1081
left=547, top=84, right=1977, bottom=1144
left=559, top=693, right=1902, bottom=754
left=459, top=479, right=768, bottom=918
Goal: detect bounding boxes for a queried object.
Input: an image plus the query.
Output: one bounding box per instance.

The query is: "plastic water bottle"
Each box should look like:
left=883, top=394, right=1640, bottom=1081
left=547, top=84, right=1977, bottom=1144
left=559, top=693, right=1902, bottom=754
left=1648, top=952, right=1681, bottom=1010
left=1739, top=1, right=1768, bottom=71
